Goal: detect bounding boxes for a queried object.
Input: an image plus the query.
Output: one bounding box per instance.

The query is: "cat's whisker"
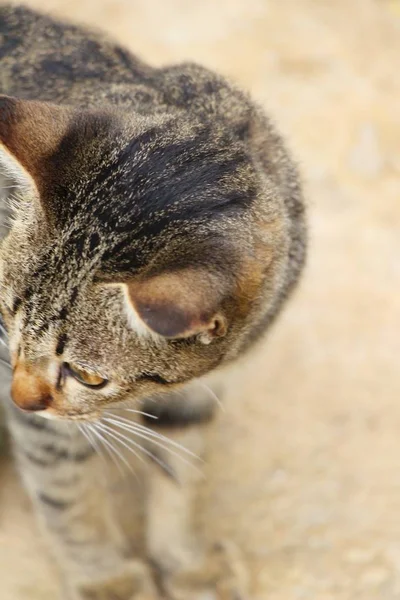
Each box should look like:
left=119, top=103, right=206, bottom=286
left=95, top=421, right=146, bottom=466
left=86, top=423, right=130, bottom=478
left=103, top=417, right=201, bottom=471
left=103, top=413, right=201, bottom=461
left=87, top=424, right=121, bottom=471
left=131, top=421, right=203, bottom=461
left=78, top=423, right=107, bottom=467
left=0, top=357, right=11, bottom=370
left=107, top=407, right=159, bottom=420
left=96, top=423, right=170, bottom=476
left=66, top=421, right=74, bottom=469
left=79, top=423, right=113, bottom=487
left=106, top=416, right=203, bottom=462
left=0, top=323, right=9, bottom=338
left=196, top=380, right=225, bottom=411
left=93, top=422, right=144, bottom=483
left=97, top=421, right=179, bottom=477
left=77, top=423, right=92, bottom=449
left=0, top=324, right=9, bottom=345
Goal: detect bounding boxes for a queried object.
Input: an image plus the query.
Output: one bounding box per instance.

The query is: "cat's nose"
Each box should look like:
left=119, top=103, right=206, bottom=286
left=11, top=363, right=53, bottom=412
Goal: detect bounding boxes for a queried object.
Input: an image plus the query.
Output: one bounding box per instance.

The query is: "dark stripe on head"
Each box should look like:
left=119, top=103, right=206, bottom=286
left=59, top=307, right=68, bottom=320
left=51, top=122, right=164, bottom=227
left=55, top=332, right=68, bottom=356
left=93, top=126, right=255, bottom=274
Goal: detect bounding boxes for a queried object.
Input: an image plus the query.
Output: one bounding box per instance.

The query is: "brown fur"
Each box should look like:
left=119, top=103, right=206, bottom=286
left=0, top=96, right=72, bottom=186
left=11, top=362, right=52, bottom=411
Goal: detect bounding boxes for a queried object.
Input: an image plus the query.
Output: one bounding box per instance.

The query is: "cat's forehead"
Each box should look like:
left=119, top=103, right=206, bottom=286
left=45, top=112, right=251, bottom=224
left=1, top=98, right=254, bottom=284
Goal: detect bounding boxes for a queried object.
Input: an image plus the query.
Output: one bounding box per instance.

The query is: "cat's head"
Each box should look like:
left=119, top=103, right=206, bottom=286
left=0, top=95, right=286, bottom=420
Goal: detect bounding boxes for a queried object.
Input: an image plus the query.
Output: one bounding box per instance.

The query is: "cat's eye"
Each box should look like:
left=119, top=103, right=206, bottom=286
left=63, top=362, right=108, bottom=389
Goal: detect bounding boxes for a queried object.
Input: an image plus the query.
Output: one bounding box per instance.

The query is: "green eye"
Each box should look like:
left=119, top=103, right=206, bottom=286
left=63, top=362, right=108, bottom=389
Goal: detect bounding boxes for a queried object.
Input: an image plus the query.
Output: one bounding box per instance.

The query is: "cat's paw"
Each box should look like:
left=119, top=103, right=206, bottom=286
left=163, top=541, right=250, bottom=600
left=72, top=559, right=160, bottom=600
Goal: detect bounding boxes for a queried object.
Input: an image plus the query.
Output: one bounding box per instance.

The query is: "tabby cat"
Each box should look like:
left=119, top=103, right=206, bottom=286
left=0, top=5, right=306, bottom=599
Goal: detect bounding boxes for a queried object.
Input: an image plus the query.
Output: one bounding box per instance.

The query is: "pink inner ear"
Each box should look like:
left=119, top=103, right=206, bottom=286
left=125, top=269, right=224, bottom=338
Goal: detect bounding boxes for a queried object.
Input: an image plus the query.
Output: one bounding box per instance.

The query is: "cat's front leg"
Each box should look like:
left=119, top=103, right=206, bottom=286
left=143, top=384, right=250, bottom=600
left=165, top=541, right=250, bottom=600
left=5, top=402, right=158, bottom=600
left=145, top=425, right=250, bottom=600
left=71, top=562, right=157, bottom=600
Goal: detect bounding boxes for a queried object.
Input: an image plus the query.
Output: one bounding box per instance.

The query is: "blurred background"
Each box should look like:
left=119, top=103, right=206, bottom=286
left=0, top=1, right=400, bottom=598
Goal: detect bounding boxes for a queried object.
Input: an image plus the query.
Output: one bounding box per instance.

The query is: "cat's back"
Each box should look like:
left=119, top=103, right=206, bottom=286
left=0, top=5, right=252, bottom=123
left=0, top=4, right=153, bottom=105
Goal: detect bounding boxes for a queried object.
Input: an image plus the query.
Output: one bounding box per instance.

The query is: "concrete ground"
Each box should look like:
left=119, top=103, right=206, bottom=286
left=1, top=0, right=400, bottom=598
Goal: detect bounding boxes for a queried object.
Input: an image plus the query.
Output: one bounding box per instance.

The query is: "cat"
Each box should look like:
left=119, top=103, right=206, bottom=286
left=0, top=4, right=306, bottom=599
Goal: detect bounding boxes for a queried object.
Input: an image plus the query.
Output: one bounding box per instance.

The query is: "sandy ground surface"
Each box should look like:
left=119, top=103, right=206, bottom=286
left=1, top=0, right=400, bottom=598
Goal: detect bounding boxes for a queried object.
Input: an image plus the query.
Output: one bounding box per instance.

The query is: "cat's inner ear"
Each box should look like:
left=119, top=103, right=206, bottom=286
left=123, top=269, right=229, bottom=343
left=0, top=95, right=71, bottom=192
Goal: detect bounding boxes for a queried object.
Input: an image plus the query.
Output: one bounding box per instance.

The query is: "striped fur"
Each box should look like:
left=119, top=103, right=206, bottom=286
left=0, top=5, right=306, bottom=599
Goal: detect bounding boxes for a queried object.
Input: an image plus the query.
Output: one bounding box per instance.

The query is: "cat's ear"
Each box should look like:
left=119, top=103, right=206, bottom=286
left=123, top=269, right=229, bottom=343
left=0, top=95, right=71, bottom=193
